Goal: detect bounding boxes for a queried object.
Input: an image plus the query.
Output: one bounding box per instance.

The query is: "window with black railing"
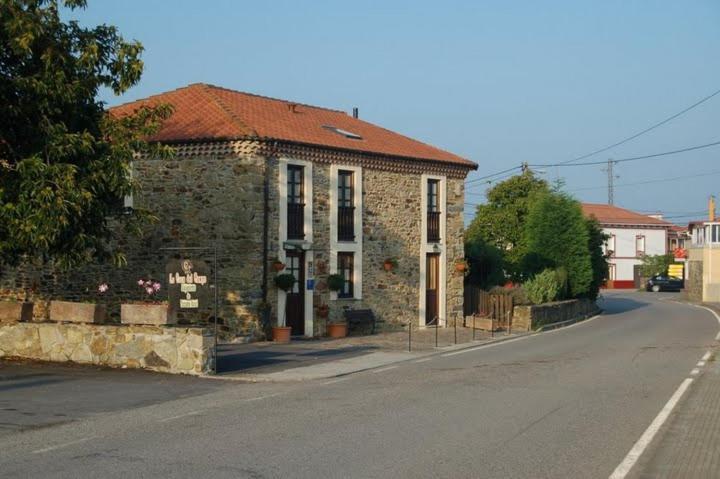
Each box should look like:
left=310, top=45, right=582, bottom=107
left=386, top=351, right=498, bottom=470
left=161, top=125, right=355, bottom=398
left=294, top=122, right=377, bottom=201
left=287, top=165, right=305, bottom=240
left=337, top=170, right=355, bottom=241
left=427, top=179, right=441, bottom=242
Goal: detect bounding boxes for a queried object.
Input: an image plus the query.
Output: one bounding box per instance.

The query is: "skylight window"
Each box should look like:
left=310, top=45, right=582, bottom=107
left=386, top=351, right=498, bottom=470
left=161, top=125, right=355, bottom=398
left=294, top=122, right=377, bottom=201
left=322, top=125, right=362, bottom=140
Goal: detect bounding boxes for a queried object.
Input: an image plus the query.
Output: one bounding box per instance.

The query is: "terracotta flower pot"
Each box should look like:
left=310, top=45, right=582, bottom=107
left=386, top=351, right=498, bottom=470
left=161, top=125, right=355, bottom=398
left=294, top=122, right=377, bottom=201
left=327, top=322, right=348, bottom=338
left=121, top=303, right=173, bottom=325
left=272, top=261, right=286, bottom=272
left=50, top=300, right=106, bottom=324
left=383, top=261, right=394, bottom=272
left=454, top=262, right=467, bottom=273
left=0, top=301, right=34, bottom=323
left=272, top=326, right=292, bottom=343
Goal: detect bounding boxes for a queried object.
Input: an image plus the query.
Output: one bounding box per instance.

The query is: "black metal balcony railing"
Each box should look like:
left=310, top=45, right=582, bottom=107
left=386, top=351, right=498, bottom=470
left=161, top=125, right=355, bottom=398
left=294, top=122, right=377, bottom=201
left=427, top=211, right=441, bottom=242
left=287, top=203, right=305, bottom=240
left=338, top=206, right=355, bottom=241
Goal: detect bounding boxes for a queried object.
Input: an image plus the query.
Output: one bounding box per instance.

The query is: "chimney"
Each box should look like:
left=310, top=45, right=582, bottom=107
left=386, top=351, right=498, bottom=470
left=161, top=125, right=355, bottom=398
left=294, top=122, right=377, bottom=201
left=710, top=195, right=716, bottom=222
left=352, top=107, right=359, bottom=119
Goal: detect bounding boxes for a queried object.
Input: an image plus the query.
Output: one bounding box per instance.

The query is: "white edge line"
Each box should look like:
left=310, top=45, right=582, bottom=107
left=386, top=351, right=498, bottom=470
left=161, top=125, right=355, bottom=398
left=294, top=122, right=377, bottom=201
left=697, top=361, right=706, bottom=367
left=441, top=335, right=530, bottom=357
left=243, top=393, right=282, bottom=402
left=32, top=436, right=97, bottom=454
left=372, top=365, right=398, bottom=373
left=691, top=368, right=700, bottom=375
left=158, top=410, right=202, bottom=423
left=414, top=358, right=432, bottom=363
left=702, top=351, right=712, bottom=361
left=609, top=378, right=694, bottom=479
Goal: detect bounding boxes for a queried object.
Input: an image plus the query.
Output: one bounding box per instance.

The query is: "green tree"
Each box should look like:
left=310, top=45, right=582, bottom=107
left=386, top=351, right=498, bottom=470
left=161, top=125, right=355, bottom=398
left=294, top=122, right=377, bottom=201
left=464, top=236, right=505, bottom=289
left=522, top=190, right=593, bottom=297
left=465, top=171, right=549, bottom=281
left=640, top=254, right=674, bottom=278
left=0, top=0, right=172, bottom=269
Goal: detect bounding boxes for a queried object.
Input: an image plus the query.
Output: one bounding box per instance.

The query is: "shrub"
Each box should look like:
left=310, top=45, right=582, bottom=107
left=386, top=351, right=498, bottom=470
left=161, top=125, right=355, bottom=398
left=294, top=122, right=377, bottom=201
left=327, top=274, right=345, bottom=292
left=488, top=286, right=531, bottom=305
left=274, top=273, right=296, bottom=291
left=524, top=269, right=561, bottom=305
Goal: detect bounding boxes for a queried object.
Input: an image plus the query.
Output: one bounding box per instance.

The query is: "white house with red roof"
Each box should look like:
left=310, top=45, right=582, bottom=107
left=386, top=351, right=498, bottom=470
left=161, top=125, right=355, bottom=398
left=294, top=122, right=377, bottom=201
left=582, top=203, right=672, bottom=288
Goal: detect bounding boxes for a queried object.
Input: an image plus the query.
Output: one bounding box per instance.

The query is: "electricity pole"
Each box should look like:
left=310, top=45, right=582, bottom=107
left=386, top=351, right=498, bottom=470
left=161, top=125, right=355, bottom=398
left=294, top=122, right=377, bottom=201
left=602, top=159, right=618, bottom=205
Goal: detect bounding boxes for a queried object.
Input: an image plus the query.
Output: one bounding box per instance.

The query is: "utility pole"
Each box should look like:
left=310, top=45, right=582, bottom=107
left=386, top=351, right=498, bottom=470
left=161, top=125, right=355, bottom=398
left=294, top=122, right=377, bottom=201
left=602, top=159, right=618, bottom=205
left=521, top=162, right=529, bottom=174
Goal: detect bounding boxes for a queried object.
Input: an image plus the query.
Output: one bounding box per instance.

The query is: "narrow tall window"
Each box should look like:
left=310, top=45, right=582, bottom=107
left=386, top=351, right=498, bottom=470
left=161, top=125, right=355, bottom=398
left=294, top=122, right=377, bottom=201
left=337, top=170, right=354, bottom=241
left=427, top=179, right=440, bottom=242
left=337, top=252, right=354, bottom=298
left=606, top=234, right=616, bottom=257
left=635, top=235, right=646, bottom=257
left=287, top=165, right=304, bottom=240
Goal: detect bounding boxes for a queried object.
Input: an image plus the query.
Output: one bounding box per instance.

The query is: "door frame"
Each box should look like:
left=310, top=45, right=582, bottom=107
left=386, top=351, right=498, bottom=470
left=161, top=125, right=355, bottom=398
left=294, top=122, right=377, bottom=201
left=278, top=157, right=314, bottom=337
left=418, top=174, right=447, bottom=327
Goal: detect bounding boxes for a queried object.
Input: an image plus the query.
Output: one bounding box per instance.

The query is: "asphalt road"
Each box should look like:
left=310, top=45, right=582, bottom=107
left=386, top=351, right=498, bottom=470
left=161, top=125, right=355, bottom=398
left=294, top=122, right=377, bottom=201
left=1, top=292, right=717, bottom=479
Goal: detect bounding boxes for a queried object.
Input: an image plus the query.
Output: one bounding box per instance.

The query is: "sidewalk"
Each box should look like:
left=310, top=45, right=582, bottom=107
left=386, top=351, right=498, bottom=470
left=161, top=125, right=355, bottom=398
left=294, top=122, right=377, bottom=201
left=214, top=325, right=521, bottom=382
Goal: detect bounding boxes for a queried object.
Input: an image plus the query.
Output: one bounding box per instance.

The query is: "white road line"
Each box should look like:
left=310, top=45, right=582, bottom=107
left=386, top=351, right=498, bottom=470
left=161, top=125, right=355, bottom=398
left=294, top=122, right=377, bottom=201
left=609, top=378, right=694, bottom=479
left=702, top=351, right=712, bottom=361
left=158, top=410, right=202, bottom=422
left=32, top=436, right=97, bottom=454
left=414, top=358, right=432, bottom=363
left=322, top=377, right=351, bottom=385
left=372, top=365, right=398, bottom=373
left=441, top=335, right=530, bottom=357
left=691, top=368, right=700, bottom=375
left=243, top=393, right=281, bottom=402
left=697, top=361, right=706, bottom=367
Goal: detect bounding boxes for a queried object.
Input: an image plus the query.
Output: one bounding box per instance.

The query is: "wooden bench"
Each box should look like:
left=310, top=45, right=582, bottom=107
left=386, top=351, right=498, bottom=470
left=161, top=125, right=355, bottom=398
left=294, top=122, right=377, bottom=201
left=343, top=309, right=384, bottom=335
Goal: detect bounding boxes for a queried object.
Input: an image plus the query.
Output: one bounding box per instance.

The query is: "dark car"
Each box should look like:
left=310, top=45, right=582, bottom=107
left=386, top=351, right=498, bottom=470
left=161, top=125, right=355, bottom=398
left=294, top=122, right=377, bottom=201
left=646, top=275, right=684, bottom=292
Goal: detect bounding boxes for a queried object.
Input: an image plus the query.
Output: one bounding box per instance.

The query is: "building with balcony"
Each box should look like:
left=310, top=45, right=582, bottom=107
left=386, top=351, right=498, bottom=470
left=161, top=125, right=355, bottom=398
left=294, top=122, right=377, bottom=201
left=687, top=203, right=720, bottom=302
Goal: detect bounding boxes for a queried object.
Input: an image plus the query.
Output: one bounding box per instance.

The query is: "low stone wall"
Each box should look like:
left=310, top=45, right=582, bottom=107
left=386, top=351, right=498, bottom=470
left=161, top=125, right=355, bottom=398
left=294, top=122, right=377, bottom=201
left=0, top=323, right=212, bottom=375
left=513, top=299, right=600, bottom=332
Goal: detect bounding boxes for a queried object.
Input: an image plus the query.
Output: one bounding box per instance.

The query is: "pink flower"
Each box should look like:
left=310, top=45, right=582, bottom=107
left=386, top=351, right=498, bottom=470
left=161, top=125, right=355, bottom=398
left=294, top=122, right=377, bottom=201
left=137, top=279, right=145, bottom=286
left=145, top=286, right=155, bottom=295
left=98, top=283, right=109, bottom=294
left=152, top=282, right=161, bottom=291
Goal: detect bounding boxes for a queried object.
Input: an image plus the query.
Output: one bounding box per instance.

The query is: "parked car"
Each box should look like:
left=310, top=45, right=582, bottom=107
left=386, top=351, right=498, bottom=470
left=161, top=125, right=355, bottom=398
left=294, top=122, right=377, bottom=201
left=645, top=275, right=684, bottom=292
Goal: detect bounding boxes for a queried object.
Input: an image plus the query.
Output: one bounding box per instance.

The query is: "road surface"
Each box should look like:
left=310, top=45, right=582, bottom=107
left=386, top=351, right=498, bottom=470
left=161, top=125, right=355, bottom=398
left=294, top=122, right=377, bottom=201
left=1, top=292, right=717, bottom=478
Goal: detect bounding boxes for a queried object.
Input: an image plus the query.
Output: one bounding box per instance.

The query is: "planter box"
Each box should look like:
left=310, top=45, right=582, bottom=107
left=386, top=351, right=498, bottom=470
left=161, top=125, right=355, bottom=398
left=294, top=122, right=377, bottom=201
left=0, top=301, right=34, bottom=323
left=470, top=316, right=499, bottom=332
left=272, top=326, right=292, bottom=343
left=121, top=303, right=173, bottom=326
left=327, top=322, right=348, bottom=338
left=50, top=301, right=106, bottom=324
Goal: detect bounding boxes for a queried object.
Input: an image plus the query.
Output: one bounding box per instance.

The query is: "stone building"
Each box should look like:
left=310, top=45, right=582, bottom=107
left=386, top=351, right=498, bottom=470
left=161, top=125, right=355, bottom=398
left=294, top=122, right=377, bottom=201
left=1, top=83, right=477, bottom=338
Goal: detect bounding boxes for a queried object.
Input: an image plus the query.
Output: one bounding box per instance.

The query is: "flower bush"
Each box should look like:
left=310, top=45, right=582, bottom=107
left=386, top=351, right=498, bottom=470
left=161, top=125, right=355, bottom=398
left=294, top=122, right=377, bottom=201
left=137, top=278, right=162, bottom=301
left=523, top=269, right=561, bottom=305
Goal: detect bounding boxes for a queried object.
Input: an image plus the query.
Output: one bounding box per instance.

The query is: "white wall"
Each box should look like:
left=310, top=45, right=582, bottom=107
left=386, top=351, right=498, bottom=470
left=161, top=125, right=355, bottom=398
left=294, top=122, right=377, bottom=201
left=604, top=227, right=667, bottom=282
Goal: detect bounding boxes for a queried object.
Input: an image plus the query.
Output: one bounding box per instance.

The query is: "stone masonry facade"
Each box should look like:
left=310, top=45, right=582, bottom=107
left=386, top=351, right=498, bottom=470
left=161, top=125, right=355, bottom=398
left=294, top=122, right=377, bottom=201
left=0, top=140, right=471, bottom=339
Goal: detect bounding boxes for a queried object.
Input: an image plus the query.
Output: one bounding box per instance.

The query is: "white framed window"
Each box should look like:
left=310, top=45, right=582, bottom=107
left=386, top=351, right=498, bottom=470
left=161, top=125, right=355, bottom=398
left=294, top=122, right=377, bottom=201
left=330, top=164, right=362, bottom=300
left=635, top=235, right=646, bottom=257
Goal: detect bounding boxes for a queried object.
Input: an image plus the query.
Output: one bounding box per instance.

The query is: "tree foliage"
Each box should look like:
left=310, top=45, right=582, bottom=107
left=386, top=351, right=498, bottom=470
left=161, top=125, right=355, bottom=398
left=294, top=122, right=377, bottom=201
left=640, top=254, right=674, bottom=278
left=464, top=236, right=505, bottom=289
left=465, top=171, right=548, bottom=281
left=0, top=0, right=172, bottom=269
left=522, top=190, right=593, bottom=298
left=585, top=217, right=609, bottom=299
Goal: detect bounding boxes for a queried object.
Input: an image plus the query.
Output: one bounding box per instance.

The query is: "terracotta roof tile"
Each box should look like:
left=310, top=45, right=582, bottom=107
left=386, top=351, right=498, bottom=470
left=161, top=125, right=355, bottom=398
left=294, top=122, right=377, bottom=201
left=110, top=83, right=476, bottom=168
left=581, top=203, right=672, bottom=227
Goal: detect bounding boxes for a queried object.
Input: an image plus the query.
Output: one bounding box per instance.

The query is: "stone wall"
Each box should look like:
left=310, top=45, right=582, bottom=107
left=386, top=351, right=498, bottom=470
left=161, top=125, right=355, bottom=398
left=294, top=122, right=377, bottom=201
left=687, top=259, right=703, bottom=302
left=513, top=299, right=600, bottom=331
left=0, top=322, right=212, bottom=375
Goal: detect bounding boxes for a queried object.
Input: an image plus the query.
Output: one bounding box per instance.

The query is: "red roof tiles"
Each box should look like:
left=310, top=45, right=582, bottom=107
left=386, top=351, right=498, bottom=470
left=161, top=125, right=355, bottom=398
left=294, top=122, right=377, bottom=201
left=110, top=83, right=476, bottom=168
left=581, top=203, right=672, bottom=227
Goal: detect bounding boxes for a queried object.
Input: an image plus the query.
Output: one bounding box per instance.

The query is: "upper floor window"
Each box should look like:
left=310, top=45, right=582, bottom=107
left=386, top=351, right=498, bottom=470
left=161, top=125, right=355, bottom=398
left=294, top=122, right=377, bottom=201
left=427, top=179, right=441, bottom=242
left=337, top=170, right=355, bottom=241
left=606, top=234, right=616, bottom=257
left=337, top=252, right=354, bottom=298
left=636, top=235, right=646, bottom=257
left=287, top=165, right=304, bottom=240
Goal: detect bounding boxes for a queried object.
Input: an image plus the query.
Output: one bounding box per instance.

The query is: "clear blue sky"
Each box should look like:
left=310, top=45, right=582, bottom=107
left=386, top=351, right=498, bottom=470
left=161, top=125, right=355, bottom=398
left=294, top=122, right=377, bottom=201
left=66, top=0, right=720, bottom=225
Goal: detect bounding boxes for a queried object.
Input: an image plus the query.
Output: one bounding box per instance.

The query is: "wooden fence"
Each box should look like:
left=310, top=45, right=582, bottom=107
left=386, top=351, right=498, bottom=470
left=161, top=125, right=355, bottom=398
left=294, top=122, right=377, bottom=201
left=464, top=286, right=513, bottom=330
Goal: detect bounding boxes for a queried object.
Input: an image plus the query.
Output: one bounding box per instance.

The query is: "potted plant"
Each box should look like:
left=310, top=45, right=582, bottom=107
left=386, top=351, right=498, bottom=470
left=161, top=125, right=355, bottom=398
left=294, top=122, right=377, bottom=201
left=49, top=282, right=109, bottom=324
left=274, top=273, right=296, bottom=292
left=454, top=259, right=470, bottom=274
left=327, top=320, right=348, bottom=338
left=121, top=279, right=172, bottom=325
left=271, top=258, right=286, bottom=272
left=316, top=303, right=330, bottom=318
left=383, top=258, right=398, bottom=272
left=327, top=274, right=345, bottom=292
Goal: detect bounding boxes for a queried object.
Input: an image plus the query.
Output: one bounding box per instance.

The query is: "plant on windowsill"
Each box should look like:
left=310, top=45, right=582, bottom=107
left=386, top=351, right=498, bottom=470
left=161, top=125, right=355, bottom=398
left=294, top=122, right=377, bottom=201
left=383, top=258, right=398, bottom=272
left=326, top=274, right=345, bottom=292
left=274, top=273, right=296, bottom=292
left=271, top=258, right=286, bottom=272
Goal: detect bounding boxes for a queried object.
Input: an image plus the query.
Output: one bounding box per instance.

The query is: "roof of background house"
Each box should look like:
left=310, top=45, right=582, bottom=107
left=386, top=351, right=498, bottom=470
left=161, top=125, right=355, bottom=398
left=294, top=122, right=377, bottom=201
left=581, top=203, right=672, bottom=227
left=110, top=83, right=477, bottom=169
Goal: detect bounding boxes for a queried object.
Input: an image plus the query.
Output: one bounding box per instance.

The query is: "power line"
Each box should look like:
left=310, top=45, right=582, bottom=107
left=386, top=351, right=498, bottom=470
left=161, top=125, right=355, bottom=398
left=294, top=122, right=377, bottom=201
left=568, top=169, right=720, bottom=192
left=530, top=139, right=720, bottom=168
left=466, top=165, right=523, bottom=185
left=558, top=86, right=720, bottom=165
